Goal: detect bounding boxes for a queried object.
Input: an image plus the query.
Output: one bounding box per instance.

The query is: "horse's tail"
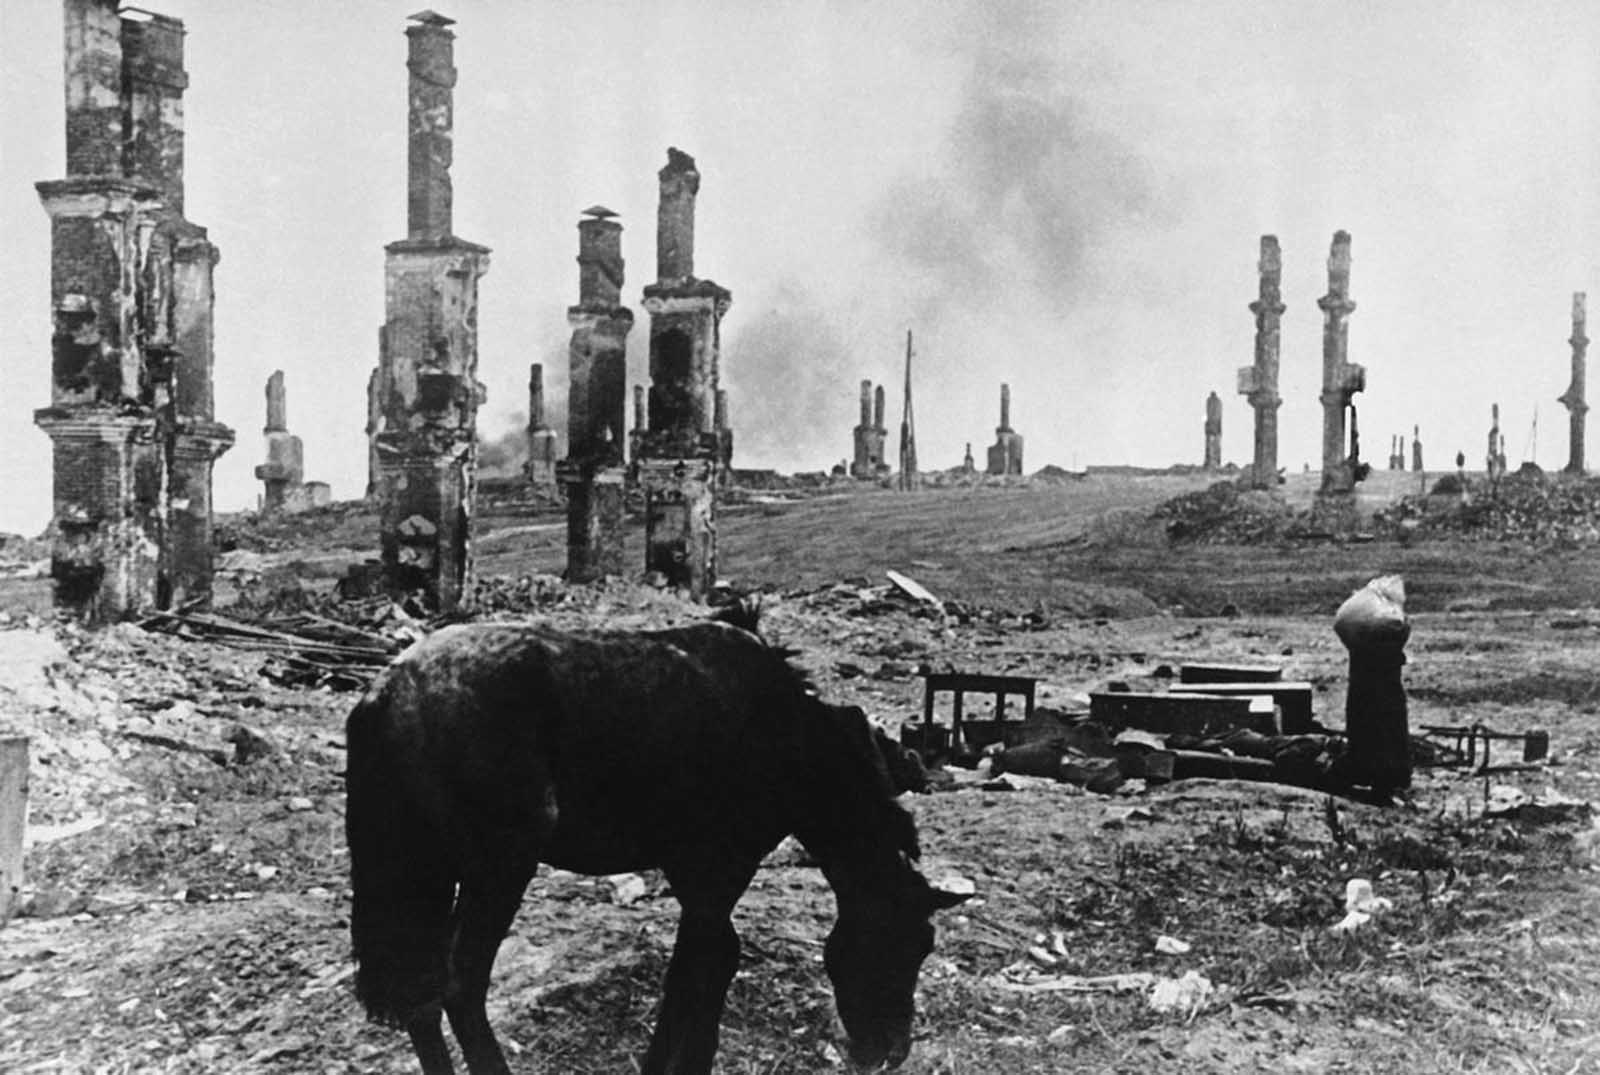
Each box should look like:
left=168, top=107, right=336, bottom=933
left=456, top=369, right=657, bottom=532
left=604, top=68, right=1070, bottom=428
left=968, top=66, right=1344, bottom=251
left=346, top=690, right=457, bottom=1028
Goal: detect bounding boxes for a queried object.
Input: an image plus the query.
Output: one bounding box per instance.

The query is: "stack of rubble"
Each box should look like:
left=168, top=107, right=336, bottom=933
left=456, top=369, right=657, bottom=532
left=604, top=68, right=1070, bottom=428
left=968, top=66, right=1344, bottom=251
left=1152, top=481, right=1304, bottom=544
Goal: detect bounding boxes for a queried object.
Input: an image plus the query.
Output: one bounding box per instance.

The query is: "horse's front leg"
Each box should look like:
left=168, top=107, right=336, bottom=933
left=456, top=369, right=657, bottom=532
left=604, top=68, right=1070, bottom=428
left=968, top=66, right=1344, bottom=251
left=641, top=870, right=752, bottom=1075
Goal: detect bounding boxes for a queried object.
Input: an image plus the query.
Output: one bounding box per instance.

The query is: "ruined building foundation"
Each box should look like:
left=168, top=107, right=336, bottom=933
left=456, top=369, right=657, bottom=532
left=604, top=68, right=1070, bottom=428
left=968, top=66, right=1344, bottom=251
left=851, top=380, right=888, bottom=479
left=1316, top=231, right=1365, bottom=496
left=1203, top=391, right=1222, bottom=470
left=636, top=149, right=731, bottom=597
left=367, top=11, right=489, bottom=611
left=559, top=207, right=632, bottom=582
left=986, top=383, right=1024, bottom=475
left=35, top=0, right=234, bottom=619
left=1237, top=236, right=1283, bottom=489
left=525, top=363, right=558, bottom=486
left=1560, top=292, right=1588, bottom=475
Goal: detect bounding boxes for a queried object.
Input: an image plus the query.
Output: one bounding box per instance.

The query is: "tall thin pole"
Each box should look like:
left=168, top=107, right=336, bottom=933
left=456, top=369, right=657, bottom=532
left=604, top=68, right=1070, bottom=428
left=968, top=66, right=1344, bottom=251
left=898, top=329, right=919, bottom=491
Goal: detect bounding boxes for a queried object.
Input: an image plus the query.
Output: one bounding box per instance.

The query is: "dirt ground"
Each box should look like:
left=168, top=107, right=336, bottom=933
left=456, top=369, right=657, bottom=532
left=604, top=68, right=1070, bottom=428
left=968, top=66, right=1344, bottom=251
left=2, top=477, right=1599, bottom=1073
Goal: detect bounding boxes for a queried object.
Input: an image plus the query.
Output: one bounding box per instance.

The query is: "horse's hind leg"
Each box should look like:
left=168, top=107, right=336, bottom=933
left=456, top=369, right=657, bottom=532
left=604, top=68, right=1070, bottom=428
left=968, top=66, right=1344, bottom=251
left=407, top=1008, right=455, bottom=1075
left=444, top=874, right=533, bottom=1075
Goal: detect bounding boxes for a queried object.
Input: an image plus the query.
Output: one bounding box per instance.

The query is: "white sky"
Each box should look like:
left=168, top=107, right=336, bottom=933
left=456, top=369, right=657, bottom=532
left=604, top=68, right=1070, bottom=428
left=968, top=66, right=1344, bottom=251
left=2, top=0, right=1598, bottom=533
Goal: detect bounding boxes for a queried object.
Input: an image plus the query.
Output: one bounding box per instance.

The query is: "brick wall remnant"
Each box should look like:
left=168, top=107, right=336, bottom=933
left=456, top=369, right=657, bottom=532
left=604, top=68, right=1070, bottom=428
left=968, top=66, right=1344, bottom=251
left=637, top=149, right=732, bottom=597
left=1203, top=391, right=1223, bottom=470
left=560, top=206, right=633, bottom=582
left=35, top=0, right=233, bottom=621
left=1412, top=424, right=1424, bottom=472
left=986, top=383, right=1024, bottom=475
left=1486, top=403, right=1507, bottom=482
left=1317, top=230, right=1365, bottom=495
left=368, top=11, right=489, bottom=611
left=1560, top=292, right=1588, bottom=475
left=851, top=379, right=888, bottom=478
left=1238, top=235, right=1284, bottom=489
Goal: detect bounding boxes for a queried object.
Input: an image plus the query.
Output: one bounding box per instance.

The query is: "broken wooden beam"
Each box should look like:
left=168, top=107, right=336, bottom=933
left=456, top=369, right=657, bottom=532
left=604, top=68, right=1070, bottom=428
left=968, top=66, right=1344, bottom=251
left=1168, top=748, right=1277, bottom=782
left=0, top=735, right=27, bottom=926
left=1090, top=691, right=1278, bottom=736
left=1169, top=681, right=1316, bottom=733
left=1178, top=662, right=1283, bottom=684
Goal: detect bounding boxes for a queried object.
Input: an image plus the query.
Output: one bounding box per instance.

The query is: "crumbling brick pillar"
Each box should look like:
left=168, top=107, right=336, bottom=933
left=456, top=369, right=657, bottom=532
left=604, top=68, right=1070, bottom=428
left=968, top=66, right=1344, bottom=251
left=254, top=370, right=304, bottom=511
left=35, top=0, right=231, bottom=620
left=851, top=380, right=888, bottom=479
left=1317, top=231, right=1365, bottom=495
left=525, top=363, right=557, bottom=486
left=629, top=385, right=646, bottom=464
left=1486, top=403, right=1507, bottom=483
left=1411, top=425, right=1424, bottom=472
left=985, top=383, right=1024, bottom=475
left=559, top=207, right=632, bottom=582
left=1237, top=235, right=1283, bottom=490
left=368, top=11, right=489, bottom=611
left=637, top=149, right=731, bottom=597
left=1203, top=391, right=1222, bottom=469
left=1560, top=292, right=1588, bottom=476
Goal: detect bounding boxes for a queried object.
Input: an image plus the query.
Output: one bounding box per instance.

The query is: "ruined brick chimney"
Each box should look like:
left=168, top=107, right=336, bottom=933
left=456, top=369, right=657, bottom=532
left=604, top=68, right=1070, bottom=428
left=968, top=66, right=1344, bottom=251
left=525, top=363, right=557, bottom=487
left=368, top=10, right=489, bottom=611
left=851, top=379, right=888, bottom=479
left=1560, top=292, right=1588, bottom=475
left=985, top=382, right=1024, bottom=476
left=637, top=148, right=732, bottom=597
left=35, top=0, right=233, bottom=619
left=1203, top=391, right=1223, bottom=469
left=1238, top=235, right=1283, bottom=489
left=255, top=371, right=304, bottom=511
left=559, top=206, right=633, bottom=581
left=1317, top=230, right=1365, bottom=496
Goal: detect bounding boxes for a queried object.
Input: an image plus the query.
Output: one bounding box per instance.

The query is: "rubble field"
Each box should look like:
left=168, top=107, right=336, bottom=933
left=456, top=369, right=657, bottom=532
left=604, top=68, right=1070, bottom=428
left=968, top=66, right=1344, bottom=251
left=2, top=477, right=1599, bottom=1074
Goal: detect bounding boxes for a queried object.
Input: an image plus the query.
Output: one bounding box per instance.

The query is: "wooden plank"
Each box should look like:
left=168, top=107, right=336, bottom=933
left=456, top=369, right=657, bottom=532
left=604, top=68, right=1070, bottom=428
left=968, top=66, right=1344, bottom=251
left=1170, top=681, right=1316, bottom=733
left=1090, top=692, right=1278, bottom=736
left=0, top=735, right=28, bottom=926
left=1178, top=662, right=1283, bottom=684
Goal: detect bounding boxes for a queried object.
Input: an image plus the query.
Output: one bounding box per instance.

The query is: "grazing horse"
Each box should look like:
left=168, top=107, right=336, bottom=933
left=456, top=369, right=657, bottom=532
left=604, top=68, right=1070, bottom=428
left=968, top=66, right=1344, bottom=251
left=346, top=610, right=968, bottom=1074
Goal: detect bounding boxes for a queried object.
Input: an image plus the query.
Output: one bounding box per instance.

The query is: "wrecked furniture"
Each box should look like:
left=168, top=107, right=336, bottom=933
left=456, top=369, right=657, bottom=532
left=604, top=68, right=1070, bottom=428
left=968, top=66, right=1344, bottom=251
left=902, top=672, right=1038, bottom=762
left=1090, top=691, right=1279, bottom=735
left=1168, top=681, right=1316, bottom=733
left=1418, top=723, right=1550, bottom=773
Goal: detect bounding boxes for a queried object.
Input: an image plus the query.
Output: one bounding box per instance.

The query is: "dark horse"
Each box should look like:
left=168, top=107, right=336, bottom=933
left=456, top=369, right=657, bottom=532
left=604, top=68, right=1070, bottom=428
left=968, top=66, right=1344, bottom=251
left=346, top=608, right=968, bottom=1074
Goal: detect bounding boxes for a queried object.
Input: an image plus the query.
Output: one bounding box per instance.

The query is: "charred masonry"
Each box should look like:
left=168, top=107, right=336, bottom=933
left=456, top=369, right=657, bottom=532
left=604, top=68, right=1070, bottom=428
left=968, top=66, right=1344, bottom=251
left=367, top=11, right=490, bottom=612
left=35, top=0, right=234, bottom=620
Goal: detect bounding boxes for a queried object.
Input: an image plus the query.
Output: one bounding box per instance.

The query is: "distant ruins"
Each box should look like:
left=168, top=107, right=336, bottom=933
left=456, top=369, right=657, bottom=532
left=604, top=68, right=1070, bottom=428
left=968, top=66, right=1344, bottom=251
left=1316, top=231, right=1365, bottom=497
left=986, top=384, right=1024, bottom=476
left=1203, top=391, right=1222, bottom=470
left=255, top=372, right=328, bottom=514
left=1486, top=404, right=1507, bottom=482
left=1238, top=236, right=1284, bottom=489
left=898, top=331, right=919, bottom=491
left=1412, top=425, right=1424, bottom=472
left=1387, top=434, right=1404, bottom=471
left=525, top=363, right=558, bottom=486
left=34, top=0, right=234, bottom=619
left=366, top=12, right=490, bottom=611
left=850, top=381, right=889, bottom=479
left=1560, top=292, right=1588, bottom=475
left=635, top=149, right=732, bottom=596
left=559, top=207, right=632, bottom=582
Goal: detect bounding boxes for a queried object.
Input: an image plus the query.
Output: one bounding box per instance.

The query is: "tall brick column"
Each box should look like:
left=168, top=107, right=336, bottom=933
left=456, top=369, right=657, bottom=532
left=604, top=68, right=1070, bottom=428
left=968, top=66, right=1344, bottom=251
left=1238, top=235, right=1283, bottom=490
left=985, top=383, right=1024, bottom=475
left=559, top=207, right=633, bottom=582
left=1203, top=391, right=1223, bottom=469
left=637, top=149, right=731, bottom=598
left=35, top=0, right=231, bottom=619
left=368, top=11, right=489, bottom=611
left=1317, top=231, right=1365, bottom=495
left=525, top=363, right=557, bottom=487
left=1560, top=292, right=1589, bottom=476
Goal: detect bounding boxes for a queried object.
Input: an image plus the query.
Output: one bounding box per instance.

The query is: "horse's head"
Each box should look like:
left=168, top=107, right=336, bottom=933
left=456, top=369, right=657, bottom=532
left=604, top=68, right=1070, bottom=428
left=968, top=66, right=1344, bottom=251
left=824, top=854, right=970, bottom=1069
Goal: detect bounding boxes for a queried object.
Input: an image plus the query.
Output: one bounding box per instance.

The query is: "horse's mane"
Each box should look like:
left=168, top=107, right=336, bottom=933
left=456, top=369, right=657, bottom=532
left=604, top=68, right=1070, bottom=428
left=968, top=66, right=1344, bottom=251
left=706, top=600, right=919, bottom=861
